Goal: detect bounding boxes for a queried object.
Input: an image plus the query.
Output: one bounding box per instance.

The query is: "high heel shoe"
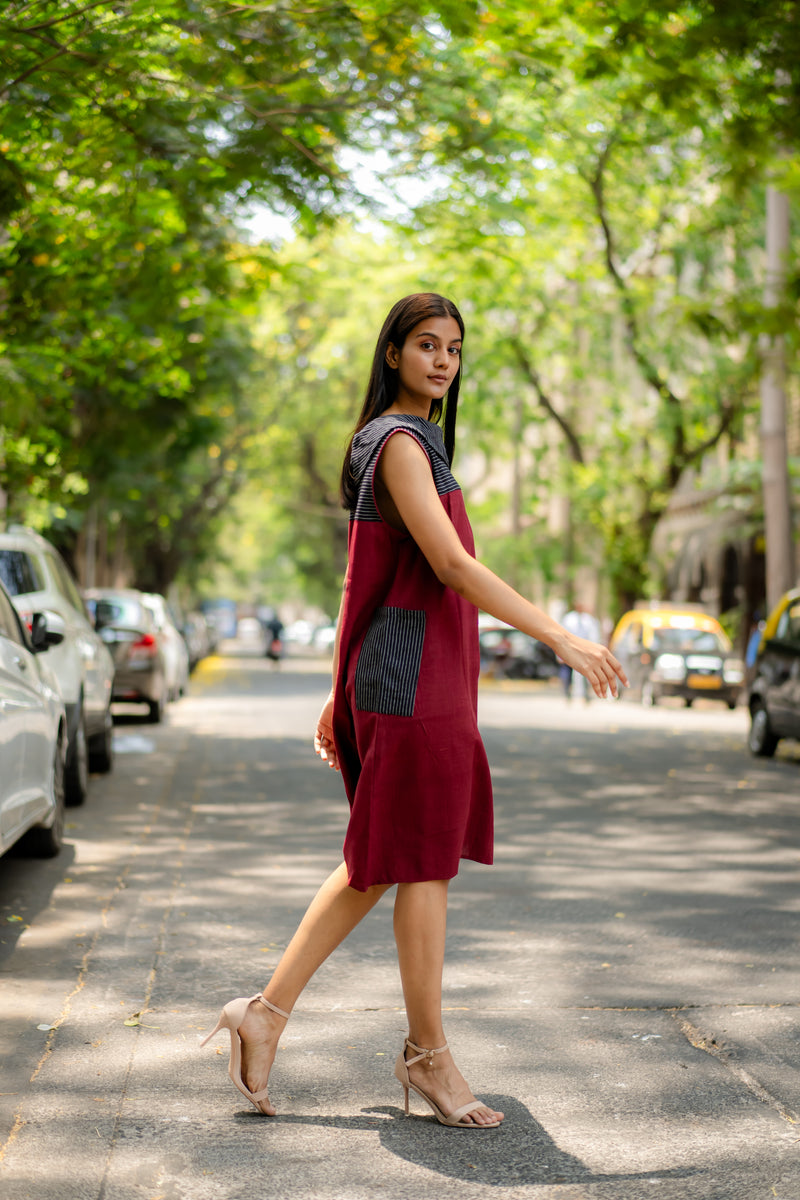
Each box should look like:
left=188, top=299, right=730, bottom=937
left=201, top=993, right=290, bottom=1114
left=394, top=1038, right=501, bottom=1128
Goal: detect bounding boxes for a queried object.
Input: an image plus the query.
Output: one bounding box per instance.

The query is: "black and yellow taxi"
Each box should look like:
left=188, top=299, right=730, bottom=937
left=747, top=587, right=800, bottom=757
left=610, top=603, right=745, bottom=708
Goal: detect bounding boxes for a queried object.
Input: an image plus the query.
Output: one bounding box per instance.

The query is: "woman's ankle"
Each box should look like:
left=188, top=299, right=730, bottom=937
left=407, top=1030, right=446, bottom=1051
left=259, top=992, right=291, bottom=1020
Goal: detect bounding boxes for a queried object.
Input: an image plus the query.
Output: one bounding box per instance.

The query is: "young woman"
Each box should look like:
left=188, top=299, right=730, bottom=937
left=203, top=294, right=628, bottom=1128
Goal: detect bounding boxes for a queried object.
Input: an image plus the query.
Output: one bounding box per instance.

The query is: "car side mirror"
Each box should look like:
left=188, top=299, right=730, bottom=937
left=31, top=610, right=66, bottom=651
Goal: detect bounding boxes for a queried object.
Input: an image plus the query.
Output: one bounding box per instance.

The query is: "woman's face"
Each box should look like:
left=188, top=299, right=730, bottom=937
left=386, top=315, right=462, bottom=410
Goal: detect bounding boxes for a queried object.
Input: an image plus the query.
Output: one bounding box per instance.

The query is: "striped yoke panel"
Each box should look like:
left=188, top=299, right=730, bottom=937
left=350, top=415, right=460, bottom=523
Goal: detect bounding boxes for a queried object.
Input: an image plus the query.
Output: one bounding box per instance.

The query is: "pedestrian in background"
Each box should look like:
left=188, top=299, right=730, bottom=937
left=264, top=615, right=284, bottom=667
left=203, top=293, right=627, bottom=1127
left=745, top=611, right=764, bottom=687
left=560, top=602, right=602, bottom=702
left=258, top=606, right=284, bottom=666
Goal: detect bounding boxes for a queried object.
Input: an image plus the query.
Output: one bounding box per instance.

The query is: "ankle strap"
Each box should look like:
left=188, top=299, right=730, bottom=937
left=405, top=1037, right=448, bottom=1067
left=256, top=994, right=291, bottom=1020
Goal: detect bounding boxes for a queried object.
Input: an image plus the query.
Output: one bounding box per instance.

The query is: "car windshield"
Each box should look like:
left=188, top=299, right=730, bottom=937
left=94, top=596, right=148, bottom=629
left=652, top=628, right=725, bottom=655
left=777, top=601, right=800, bottom=643
left=0, top=549, right=44, bottom=596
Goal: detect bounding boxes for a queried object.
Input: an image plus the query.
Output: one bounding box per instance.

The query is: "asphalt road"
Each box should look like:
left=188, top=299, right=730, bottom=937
left=1, top=646, right=799, bottom=1200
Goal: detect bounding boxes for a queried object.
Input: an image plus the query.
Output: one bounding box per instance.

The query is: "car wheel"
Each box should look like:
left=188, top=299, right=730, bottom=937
left=641, top=680, right=657, bottom=707
left=25, top=734, right=66, bottom=858
left=147, top=691, right=165, bottom=723
left=748, top=704, right=779, bottom=758
left=65, top=707, right=89, bottom=806
left=88, top=705, right=114, bottom=774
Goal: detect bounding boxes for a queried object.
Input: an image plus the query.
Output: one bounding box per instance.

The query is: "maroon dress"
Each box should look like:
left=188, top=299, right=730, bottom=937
left=332, top=414, right=494, bottom=892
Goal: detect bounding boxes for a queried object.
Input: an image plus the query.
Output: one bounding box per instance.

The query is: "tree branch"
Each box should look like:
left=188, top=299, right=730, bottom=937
left=168, top=433, right=247, bottom=543
left=683, top=392, right=743, bottom=467
left=0, top=20, right=111, bottom=99
left=585, top=143, right=689, bottom=470
left=6, top=0, right=114, bottom=35
left=510, top=338, right=584, bottom=464
left=300, top=433, right=340, bottom=507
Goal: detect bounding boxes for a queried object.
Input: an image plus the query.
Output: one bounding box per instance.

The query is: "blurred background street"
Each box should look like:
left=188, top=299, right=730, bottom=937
left=1, top=648, right=798, bottom=1200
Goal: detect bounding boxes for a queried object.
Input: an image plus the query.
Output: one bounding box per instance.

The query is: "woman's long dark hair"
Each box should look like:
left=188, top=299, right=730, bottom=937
left=340, top=293, right=465, bottom=509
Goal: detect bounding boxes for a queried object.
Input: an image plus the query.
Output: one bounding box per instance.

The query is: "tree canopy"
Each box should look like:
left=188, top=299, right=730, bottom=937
left=0, top=0, right=481, bottom=583
left=1, top=1, right=796, bottom=619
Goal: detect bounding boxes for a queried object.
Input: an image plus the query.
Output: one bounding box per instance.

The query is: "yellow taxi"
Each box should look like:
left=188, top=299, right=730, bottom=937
left=747, top=588, right=800, bottom=756
left=610, top=603, right=745, bottom=708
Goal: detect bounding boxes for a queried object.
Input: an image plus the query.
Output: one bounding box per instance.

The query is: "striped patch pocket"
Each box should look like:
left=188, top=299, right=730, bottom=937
left=355, top=606, right=426, bottom=717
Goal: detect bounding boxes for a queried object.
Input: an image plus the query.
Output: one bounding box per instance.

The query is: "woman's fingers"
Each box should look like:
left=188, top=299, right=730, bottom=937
left=314, top=693, right=339, bottom=769
left=314, top=726, right=340, bottom=770
left=584, top=647, right=628, bottom=698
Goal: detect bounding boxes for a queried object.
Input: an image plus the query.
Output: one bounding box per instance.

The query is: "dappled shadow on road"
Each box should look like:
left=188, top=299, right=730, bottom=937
left=5, top=664, right=797, bottom=1198
left=79, top=659, right=800, bottom=1022
left=0, top=841, right=77, bottom=965
left=478, top=721, right=800, bottom=1009
left=168, top=699, right=800, bottom=1008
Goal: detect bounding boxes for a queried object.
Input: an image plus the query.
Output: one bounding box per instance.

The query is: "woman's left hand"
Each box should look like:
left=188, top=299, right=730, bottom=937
left=314, top=693, right=340, bottom=770
left=557, top=635, right=629, bottom=699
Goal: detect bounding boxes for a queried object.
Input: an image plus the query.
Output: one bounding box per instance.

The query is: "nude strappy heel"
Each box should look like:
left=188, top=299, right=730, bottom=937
left=394, top=1037, right=501, bottom=1128
left=201, top=993, right=290, bottom=1114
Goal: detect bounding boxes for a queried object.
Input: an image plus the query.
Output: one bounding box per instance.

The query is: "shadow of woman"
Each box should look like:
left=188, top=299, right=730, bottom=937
left=234, top=1096, right=701, bottom=1189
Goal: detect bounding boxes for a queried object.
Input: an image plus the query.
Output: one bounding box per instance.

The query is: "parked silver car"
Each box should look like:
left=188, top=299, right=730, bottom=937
left=0, top=527, right=115, bottom=805
left=0, top=578, right=67, bottom=859
left=141, top=593, right=189, bottom=701
left=86, top=589, right=169, bottom=722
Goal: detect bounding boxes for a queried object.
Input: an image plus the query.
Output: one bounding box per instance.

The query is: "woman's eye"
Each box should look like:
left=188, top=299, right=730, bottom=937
left=449, top=346, right=461, bottom=355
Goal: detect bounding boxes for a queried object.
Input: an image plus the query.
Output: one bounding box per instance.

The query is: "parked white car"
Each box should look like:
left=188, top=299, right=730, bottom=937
left=0, top=578, right=67, bottom=858
left=140, top=593, right=189, bottom=702
left=0, top=527, right=115, bottom=806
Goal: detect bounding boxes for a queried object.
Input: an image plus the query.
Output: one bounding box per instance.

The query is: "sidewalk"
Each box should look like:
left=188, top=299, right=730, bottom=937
left=1, top=655, right=799, bottom=1200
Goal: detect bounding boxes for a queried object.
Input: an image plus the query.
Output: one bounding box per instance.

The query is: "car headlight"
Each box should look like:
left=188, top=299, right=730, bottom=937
left=723, top=659, right=745, bottom=684
left=654, top=653, right=686, bottom=681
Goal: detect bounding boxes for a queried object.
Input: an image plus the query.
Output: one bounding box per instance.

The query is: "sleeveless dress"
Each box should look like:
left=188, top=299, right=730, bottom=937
left=331, top=414, right=494, bottom=892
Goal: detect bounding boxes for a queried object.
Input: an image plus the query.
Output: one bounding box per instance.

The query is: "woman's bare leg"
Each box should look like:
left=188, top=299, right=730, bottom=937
left=393, top=879, right=504, bottom=1126
left=238, top=861, right=390, bottom=1111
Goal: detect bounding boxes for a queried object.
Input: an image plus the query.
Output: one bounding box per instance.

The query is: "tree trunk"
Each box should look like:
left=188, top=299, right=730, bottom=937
left=83, top=503, right=98, bottom=589
left=760, top=185, right=795, bottom=613
left=509, top=388, right=523, bottom=591
left=0, top=430, right=6, bottom=531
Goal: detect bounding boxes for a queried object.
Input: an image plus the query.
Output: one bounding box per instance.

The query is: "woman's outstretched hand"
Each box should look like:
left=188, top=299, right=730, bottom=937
left=556, top=634, right=629, bottom=699
left=314, top=693, right=340, bottom=770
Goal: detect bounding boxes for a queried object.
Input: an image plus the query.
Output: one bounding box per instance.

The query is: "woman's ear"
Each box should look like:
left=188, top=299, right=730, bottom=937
left=385, top=342, right=400, bottom=369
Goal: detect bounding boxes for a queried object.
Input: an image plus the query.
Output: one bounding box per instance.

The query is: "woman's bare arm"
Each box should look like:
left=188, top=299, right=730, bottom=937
left=378, top=433, right=628, bottom=698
